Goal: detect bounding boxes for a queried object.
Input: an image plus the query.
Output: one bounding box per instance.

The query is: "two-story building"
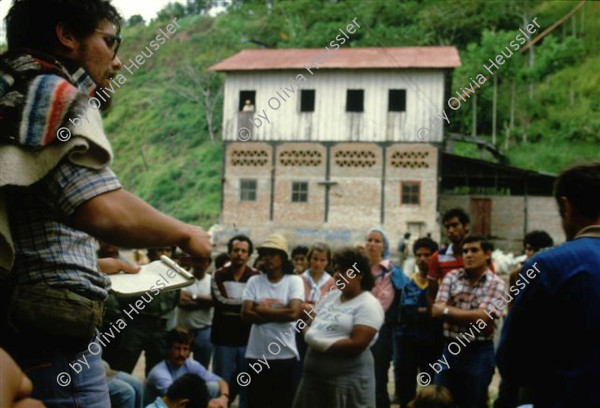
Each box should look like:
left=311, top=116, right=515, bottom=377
left=209, top=47, right=563, bottom=254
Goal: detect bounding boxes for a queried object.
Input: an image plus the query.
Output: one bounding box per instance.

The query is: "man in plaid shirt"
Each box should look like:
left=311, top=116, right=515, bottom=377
left=0, top=1, right=210, bottom=407
left=431, top=235, right=507, bottom=408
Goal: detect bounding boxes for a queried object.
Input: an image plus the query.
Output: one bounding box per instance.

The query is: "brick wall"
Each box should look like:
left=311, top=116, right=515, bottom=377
left=439, top=195, right=563, bottom=253
left=221, top=141, right=439, bottom=251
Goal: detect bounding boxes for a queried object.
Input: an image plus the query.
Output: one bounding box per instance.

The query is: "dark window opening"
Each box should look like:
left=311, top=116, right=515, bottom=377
left=300, top=90, right=315, bottom=112
left=239, top=90, right=256, bottom=112
left=240, top=179, right=257, bottom=201
left=389, top=89, right=406, bottom=112
left=291, top=181, right=308, bottom=203
left=346, top=89, right=364, bottom=112
left=401, top=182, right=420, bottom=205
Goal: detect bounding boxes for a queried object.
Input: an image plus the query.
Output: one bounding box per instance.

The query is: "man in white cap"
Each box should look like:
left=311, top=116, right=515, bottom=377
left=241, top=234, right=304, bottom=408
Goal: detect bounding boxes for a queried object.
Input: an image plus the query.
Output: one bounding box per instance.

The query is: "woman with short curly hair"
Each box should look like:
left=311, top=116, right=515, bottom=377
left=292, top=247, right=384, bottom=408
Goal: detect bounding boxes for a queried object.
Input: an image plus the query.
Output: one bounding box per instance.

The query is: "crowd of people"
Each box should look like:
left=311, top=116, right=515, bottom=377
left=1, top=1, right=599, bottom=408
left=5, top=176, right=600, bottom=408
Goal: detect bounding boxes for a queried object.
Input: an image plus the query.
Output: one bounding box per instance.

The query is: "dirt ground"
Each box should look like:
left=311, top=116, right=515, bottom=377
left=132, top=351, right=502, bottom=407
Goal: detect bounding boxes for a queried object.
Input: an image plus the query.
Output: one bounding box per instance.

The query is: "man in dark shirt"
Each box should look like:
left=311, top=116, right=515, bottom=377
left=497, top=162, right=600, bottom=408
left=394, top=237, right=442, bottom=408
left=426, top=208, right=470, bottom=307
left=211, top=235, right=259, bottom=408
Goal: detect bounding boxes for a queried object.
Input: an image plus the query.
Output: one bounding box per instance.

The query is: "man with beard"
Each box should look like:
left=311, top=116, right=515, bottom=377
left=210, top=235, right=258, bottom=408
left=145, top=328, right=229, bottom=408
left=0, top=1, right=210, bottom=407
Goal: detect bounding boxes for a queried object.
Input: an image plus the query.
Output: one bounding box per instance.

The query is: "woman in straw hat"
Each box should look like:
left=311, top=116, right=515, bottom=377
left=241, top=234, right=304, bottom=408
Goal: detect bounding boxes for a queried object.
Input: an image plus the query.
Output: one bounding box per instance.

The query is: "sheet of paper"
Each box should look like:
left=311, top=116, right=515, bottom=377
left=109, top=259, right=194, bottom=296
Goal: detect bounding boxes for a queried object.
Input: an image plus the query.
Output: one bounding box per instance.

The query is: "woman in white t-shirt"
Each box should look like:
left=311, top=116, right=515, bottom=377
left=292, top=248, right=385, bottom=408
left=241, top=234, right=304, bottom=408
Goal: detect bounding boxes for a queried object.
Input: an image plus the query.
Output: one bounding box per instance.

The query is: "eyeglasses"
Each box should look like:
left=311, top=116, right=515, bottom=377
left=95, top=29, right=121, bottom=59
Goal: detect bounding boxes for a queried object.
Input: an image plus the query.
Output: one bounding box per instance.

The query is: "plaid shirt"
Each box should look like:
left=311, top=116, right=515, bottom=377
left=7, top=160, right=121, bottom=301
left=435, top=268, right=507, bottom=341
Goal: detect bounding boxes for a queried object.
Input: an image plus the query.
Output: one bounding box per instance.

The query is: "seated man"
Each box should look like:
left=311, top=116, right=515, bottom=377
left=104, top=360, right=143, bottom=408
left=145, top=374, right=208, bottom=408
left=145, top=328, right=229, bottom=408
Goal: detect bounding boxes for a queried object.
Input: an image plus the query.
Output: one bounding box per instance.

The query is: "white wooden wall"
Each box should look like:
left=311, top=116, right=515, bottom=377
left=221, top=69, right=448, bottom=142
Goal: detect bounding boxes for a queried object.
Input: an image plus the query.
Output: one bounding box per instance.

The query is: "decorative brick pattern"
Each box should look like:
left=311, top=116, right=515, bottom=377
left=279, top=150, right=322, bottom=166
left=391, top=151, right=430, bottom=168
left=231, top=150, right=269, bottom=166
left=333, top=151, right=376, bottom=167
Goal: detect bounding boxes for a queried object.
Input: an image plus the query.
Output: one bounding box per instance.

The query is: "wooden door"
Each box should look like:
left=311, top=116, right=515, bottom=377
left=470, top=198, right=492, bottom=237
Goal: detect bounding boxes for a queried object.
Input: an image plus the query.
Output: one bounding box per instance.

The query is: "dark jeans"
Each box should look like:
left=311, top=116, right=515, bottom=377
left=108, top=371, right=144, bottom=408
left=6, top=330, right=109, bottom=408
left=395, top=334, right=444, bottom=408
left=434, top=341, right=495, bottom=408
left=494, top=378, right=534, bottom=408
left=371, top=322, right=393, bottom=408
left=494, top=377, right=518, bottom=408
left=213, top=345, right=248, bottom=408
left=247, top=358, right=298, bottom=408
left=191, top=326, right=212, bottom=368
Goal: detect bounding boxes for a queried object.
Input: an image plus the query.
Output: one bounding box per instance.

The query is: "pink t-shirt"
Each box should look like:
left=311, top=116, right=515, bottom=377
left=370, top=260, right=394, bottom=312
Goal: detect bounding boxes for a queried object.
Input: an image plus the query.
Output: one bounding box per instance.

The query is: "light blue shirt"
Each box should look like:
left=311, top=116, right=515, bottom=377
left=145, top=359, right=222, bottom=403
left=144, top=397, right=167, bottom=408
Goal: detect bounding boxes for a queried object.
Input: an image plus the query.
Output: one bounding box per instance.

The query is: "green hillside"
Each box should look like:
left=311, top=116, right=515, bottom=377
left=104, top=0, right=600, bottom=228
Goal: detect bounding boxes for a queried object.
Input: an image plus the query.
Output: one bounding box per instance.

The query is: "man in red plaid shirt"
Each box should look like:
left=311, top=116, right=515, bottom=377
left=431, top=235, right=507, bottom=408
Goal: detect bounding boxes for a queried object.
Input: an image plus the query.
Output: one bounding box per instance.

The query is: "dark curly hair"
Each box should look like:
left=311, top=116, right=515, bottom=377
left=463, top=235, right=493, bottom=253
left=6, top=0, right=122, bottom=52
left=166, top=374, right=209, bottom=408
left=554, top=162, right=600, bottom=220
left=291, top=245, right=309, bottom=258
left=413, top=237, right=439, bottom=255
left=332, top=247, right=374, bottom=291
left=166, top=327, right=193, bottom=348
left=523, top=230, right=554, bottom=252
left=227, top=234, right=254, bottom=256
left=442, top=208, right=470, bottom=226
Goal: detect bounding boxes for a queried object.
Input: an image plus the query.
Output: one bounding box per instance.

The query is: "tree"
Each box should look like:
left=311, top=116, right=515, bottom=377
left=170, top=58, right=223, bottom=144
left=155, top=2, right=187, bottom=22
left=416, top=0, right=515, bottom=48
left=127, top=14, right=145, bottom=27
left=477, top=30, right=521, bottom=146
left=186, top=0, right=210, bottom=15
left=454, top=42, right=486, bottom=137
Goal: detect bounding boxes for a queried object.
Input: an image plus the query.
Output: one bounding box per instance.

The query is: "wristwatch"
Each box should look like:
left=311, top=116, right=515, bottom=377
left=442, top=307, right=449, bottom=318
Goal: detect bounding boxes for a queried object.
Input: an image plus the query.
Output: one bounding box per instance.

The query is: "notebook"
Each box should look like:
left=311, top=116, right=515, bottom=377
left=109, top=255, right=195, bottom=297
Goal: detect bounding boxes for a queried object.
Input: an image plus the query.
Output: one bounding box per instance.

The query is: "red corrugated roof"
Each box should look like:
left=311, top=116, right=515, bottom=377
left=209, top=47, right=460, bottom=71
